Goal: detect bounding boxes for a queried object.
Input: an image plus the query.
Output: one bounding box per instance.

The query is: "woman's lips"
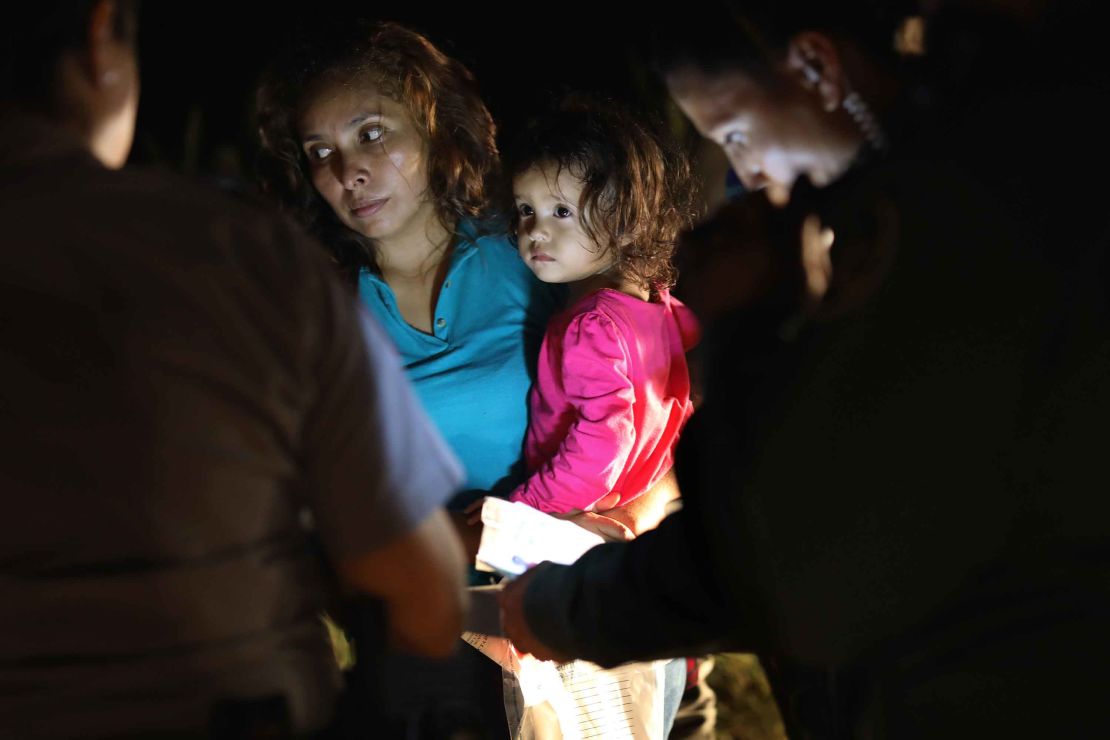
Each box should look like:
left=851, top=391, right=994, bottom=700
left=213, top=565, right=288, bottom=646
left=351, top=198, right=389, bottom=218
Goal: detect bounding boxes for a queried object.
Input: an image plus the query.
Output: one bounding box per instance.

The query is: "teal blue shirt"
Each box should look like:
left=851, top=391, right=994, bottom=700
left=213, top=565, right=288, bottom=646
left=358, top=223, right=565, bottom=508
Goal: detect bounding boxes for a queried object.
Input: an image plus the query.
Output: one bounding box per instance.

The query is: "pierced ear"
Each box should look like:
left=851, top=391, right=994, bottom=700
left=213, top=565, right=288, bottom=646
left=785, top=31, right=845, bottom=113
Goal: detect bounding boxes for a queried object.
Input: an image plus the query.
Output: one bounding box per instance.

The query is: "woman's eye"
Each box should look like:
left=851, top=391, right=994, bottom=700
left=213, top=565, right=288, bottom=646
left=360, top=126, right=384, bottom=143
left=554, top=205, right=573, bottom=218
left=308, top=145, right=333, bottom=161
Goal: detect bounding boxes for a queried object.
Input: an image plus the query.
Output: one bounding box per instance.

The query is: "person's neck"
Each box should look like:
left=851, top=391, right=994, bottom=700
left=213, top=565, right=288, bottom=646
left=818, top=122, right=869, bottom=186
left=376, top=213, right=456, bottom=284
left=567, top=270, right=650, bottom=305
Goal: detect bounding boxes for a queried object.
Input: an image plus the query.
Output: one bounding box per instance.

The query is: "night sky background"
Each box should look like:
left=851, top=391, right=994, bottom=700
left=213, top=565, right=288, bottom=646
left=131, top=3, right=691, bottom=187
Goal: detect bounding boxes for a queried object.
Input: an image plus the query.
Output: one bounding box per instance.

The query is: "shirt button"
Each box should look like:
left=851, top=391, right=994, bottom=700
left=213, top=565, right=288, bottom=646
left=443, top=280, right=452, bottom=288
left=436, top=318, right=447, bottom=329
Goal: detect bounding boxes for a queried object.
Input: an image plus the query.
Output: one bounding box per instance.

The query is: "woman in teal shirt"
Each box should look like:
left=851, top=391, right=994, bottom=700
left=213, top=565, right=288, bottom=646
left=257, top=21, right=563, bottom=512
left=254, top=20, right=568, bottom=738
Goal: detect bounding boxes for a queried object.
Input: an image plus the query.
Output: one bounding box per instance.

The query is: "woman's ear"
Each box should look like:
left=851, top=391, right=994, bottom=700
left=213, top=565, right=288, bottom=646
left=86, top=0, right=124, bottom=88
left=785, top=31, right=846, bottom=113
left=79, top=0, right=139, bottom=168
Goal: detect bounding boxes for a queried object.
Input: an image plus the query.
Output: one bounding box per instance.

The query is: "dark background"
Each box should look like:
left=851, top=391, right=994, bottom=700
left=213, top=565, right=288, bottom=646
left=132, top=3, right=685, bottom=183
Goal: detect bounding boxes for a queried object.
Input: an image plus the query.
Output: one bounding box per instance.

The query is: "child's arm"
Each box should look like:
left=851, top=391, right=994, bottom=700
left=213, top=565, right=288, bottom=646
left=511, top=311, right=636, bottom=514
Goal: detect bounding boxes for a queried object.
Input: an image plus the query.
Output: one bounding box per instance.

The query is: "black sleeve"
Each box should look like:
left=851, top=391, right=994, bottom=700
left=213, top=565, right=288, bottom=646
left=521, top=505, right=755, bottom=667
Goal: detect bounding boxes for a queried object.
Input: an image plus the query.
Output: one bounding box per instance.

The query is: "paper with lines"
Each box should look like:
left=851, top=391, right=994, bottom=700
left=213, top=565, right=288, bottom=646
left=504, top=657, right=666, bottom=740
left=462, top=497, right=666, bottom=738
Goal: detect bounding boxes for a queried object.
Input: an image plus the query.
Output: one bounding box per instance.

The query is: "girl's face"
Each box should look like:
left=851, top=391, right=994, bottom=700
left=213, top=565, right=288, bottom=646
left=513, top=164, right=614, bottom=285
left=298, top=76, right=436, bottom=245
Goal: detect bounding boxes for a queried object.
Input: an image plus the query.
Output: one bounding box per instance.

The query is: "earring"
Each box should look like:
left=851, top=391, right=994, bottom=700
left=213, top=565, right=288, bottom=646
left=842, top=89, right=888, bottom=153
left=801, top=63, right=821, bottom=87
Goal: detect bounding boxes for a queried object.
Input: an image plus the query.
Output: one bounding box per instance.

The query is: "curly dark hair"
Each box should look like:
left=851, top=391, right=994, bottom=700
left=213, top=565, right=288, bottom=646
left=254, top=20, right=501, bottom=285
left=504, top=98, right=698, bottom=293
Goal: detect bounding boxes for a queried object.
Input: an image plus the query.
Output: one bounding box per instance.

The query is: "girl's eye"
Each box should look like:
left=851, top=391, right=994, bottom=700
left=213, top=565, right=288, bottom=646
left=554, top=205, right=573, bottom=218
left=517, top=203, right=534, bottom=217
left=360, top=125, right=384, bottom=144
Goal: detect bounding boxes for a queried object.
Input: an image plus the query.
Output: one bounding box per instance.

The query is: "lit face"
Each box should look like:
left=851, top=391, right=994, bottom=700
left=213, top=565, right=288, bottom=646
left=513, top=164, right=614, bottom=284
left=666, top=66, right=859, bottom=205
left=298, top=77, right=436, bottom=245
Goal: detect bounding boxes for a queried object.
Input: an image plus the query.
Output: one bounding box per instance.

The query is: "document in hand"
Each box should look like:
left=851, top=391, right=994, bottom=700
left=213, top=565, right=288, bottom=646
left=461, top=497, right=668, bottom=739
left=473, top=496, right=606, bottom=577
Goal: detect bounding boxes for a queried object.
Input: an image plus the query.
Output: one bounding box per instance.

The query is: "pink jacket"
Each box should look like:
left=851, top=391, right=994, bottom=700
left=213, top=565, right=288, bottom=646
left=510, top=288, right=700, bottom=514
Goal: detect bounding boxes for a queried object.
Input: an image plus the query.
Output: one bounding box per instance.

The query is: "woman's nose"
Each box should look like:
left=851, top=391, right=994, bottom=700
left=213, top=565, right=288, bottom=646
left=341, top=156, right=370, bottom=189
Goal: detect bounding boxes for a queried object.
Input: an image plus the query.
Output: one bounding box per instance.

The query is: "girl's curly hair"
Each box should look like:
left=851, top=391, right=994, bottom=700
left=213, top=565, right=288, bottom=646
left=504, top=98, right=698, bottom=293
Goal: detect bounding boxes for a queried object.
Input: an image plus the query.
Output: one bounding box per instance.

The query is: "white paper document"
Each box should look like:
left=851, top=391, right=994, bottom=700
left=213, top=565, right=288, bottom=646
left=504, top=657, right=666, bottom=740
left=462, top=497, right=666, bottom=740
left=474, top=496, right=606, bottom=577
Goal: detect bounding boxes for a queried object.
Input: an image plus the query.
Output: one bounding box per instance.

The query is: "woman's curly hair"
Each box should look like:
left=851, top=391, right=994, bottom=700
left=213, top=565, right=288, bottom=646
left=255, top=20, right=501, bottom=285
left=504, top=98, right=698, bottom=294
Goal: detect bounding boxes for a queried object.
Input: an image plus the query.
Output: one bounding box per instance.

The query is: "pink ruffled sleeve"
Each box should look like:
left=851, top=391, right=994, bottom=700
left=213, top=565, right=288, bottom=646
left=510, top=311, right=636, bottom=513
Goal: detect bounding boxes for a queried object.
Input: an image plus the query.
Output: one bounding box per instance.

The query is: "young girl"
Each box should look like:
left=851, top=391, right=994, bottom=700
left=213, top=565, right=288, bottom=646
left=504, top=102, right=700, bottom=518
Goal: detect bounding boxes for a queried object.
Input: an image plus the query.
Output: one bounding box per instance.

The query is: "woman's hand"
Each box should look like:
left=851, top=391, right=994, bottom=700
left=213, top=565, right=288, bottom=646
left=555, top=470, right=681, bottom=541
left=463, top=497, right=485, bottom=525
left=549, top=490, right=630, bottom=542
left=448, top=509, right=483, bottom=563
left=560, top=510, right=635, bottom=542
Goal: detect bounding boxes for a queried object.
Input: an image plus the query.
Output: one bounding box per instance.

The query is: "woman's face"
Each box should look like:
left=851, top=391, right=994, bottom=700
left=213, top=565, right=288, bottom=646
left=666, top=65, right=861, bottom=206
left=298, top=76, right=436, bottom=245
